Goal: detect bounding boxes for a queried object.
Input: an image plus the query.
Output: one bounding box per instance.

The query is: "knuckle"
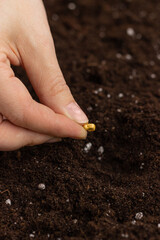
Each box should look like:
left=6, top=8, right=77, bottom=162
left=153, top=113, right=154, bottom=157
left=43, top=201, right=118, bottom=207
left=0, top=52, right=7, bottom=63
left=20, top=100, right=33, bottom=127
left=0, top=47, right=10, bottom=64
left=47, top=75, right=70, bottom=97
left=0, top=52, right=13, bottom=77
left=10, top=99, right=32, bottom=127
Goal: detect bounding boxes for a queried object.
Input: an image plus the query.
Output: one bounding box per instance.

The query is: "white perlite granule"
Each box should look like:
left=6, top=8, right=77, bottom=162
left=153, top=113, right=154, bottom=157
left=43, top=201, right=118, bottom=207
left=5, top=199, right=11, bottom=205
left=157, top=54, right=160, bottom=60
left=116, top=53, right=122, bottom=59
left=150, top=73, right=156, bottom=79
left=125, top=54, right=132, bottom=60
left=98, top=146, right=104, bottom=155
left=131, top=220, right=136, bottom=225
left=73, top=219, right=78, bottom=224
left=121, top=233, right=129, bottom=238
left=118, top=93, right=124, bottom=98
left=38, top=183, right=46, bottom=190
left=84, top=142, right=92, bottom=153
left=29, top=234, right=35, bottom=238
left=68, top=2, right=76, bottom=10
left=126, top=27, right=135, bottom=36
left=135, top=212, right=143, bottom=220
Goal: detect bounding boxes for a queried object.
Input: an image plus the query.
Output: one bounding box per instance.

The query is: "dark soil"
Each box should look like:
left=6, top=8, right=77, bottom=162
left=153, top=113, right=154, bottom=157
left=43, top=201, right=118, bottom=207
left=1, top=0, right=160, bottom=239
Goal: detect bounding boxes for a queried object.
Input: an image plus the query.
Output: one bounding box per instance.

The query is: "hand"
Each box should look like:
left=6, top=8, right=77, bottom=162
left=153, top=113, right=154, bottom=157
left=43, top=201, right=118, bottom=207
left=0, top=0, right=88, bottom=151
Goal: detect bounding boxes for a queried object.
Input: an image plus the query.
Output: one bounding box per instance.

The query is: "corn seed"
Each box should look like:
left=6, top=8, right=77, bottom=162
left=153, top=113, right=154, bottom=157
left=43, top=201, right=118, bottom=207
left=83, top=123, right=96, bottom=132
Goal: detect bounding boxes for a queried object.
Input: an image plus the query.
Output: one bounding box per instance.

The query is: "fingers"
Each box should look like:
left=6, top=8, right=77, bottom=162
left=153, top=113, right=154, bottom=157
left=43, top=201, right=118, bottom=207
left=18, top=34, right=88, bottom=124
left=0, top=120, right=61, bottom=151
left=0, top=60, right=87, bottom=139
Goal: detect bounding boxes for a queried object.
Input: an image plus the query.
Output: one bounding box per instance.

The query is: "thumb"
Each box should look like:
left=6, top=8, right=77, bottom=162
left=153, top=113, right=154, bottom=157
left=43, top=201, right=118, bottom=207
left=19, top=38, right=88, bottom=124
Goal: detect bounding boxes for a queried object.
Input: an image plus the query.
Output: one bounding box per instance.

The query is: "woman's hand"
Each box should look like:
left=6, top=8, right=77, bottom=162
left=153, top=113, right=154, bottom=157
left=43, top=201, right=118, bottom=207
left=0, top=0, right=88, bottom=151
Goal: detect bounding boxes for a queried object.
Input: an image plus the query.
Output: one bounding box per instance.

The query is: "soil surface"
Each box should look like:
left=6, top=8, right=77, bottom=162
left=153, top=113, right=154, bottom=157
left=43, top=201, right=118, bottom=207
left=0, top=0, right=160, bottom=239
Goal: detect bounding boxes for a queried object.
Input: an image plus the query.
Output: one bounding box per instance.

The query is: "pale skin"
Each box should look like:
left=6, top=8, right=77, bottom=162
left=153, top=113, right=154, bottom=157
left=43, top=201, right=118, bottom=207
left=0, top=0, right=88, bottom=151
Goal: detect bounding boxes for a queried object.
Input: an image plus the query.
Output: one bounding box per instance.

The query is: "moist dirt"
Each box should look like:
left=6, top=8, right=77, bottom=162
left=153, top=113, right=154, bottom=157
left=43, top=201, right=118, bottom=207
left=0, top=0, right=160, bottom=239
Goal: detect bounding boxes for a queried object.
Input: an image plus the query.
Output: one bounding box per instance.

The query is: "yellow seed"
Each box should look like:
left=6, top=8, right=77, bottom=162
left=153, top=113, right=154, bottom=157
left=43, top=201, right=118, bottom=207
left=83, top=123, right=96, bottom=132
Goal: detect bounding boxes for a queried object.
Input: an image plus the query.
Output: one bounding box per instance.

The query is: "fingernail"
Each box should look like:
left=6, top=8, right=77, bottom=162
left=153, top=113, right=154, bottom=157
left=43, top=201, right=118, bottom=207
left=65, top=102, right=88, bottom=124
left=46, top=138, right=62, bottom=143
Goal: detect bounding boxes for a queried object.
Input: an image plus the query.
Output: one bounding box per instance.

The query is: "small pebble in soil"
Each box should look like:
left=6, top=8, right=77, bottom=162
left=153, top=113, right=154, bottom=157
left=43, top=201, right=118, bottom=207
left=136, top=33, right=142, bottom=39
left=135, top=212, right=143, bottom=220
left=116, top=53, right=122, bottom=59
left=98, top=146, right=104, bottom=155
left=140, top=163, right=145, bottom=169
left=125, top=54, right=132, bottom=60
left=93, top=89, right=99, bottom=94
left=117, top=108, right=122, bottom=113
left=87, top=106, right=93, bottom=111
left=121, top=233, right=129, bottom=238
left=66, top=199, right=70, bottom=202
left=93, top=88, right=103, bottom=94
left=150, top=61, right=155, bottom=66
left=5, top=199, right=11, bottom=205
left=47, top=234, right=50, bottom=238
left=52, top=14, right=59, bottom=21
left=38, top=183, right=46, bottom=190
left=158, top=223, right=160, bottom=228
left=84, top=142, right=92, bottom=153
left=150, top=73, right=156, bottom=79
left=107, top=93, right=111, bottom=98
left=131, top=220, right=136, bottom=225
left=126, top=27, right=135, bottom=36
left=157, top=54, right=160, bottom=60
left=68, top=2, right=76, bottom=10
left=118, top=93, right=124, bottom=98
left=29, top=234, right=35, bottom=238
left=142, top=192, right=145, bottom=197
left=73, top=219, right=78, bottom=224
left=129, top=75, right=133, bottom=80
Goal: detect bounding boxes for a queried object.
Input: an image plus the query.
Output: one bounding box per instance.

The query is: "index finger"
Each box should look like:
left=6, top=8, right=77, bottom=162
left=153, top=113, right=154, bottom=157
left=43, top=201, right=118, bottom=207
left=0, top=58, right=87, bottom=139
